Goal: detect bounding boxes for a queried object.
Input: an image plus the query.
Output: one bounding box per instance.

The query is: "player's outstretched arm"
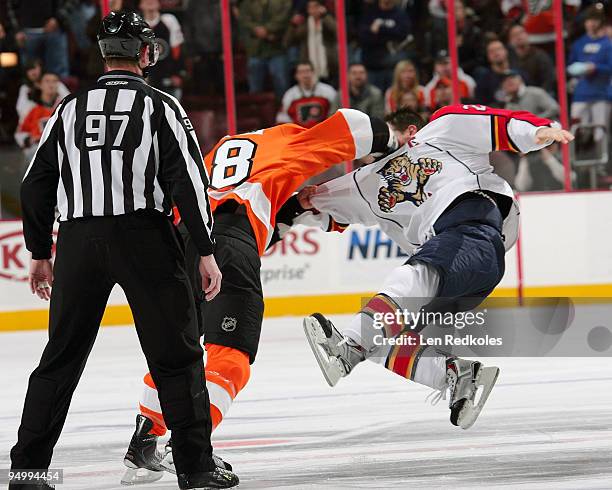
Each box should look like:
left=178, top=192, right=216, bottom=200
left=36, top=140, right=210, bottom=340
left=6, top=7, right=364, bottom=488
left=427, top=105, right=571, bottom=156
left=535, top=127, right=575, bottom=146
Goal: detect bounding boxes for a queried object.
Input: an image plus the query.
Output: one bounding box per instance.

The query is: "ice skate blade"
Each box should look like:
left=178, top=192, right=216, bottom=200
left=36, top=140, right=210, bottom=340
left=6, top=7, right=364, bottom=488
left=120, top=465, right=164, bottom=485
left=161, top=451, right=176, bottom=474
left=303, top=316, right=343, bottom=387
left=458, top=366, right=500, bottom=430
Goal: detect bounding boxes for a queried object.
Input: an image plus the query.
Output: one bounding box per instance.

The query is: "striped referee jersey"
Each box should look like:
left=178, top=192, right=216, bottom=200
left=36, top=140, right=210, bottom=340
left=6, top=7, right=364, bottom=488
left=21, top=70, right=214, bottom=259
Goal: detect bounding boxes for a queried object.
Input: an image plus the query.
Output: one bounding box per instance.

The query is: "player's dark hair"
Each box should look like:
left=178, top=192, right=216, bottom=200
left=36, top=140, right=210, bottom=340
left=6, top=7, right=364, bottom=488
left=384, top=108, right=425, bottom=132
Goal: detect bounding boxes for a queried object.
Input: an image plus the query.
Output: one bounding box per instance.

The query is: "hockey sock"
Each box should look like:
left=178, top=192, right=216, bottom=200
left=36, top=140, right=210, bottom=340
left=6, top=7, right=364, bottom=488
left=341, top=262, right=446, bottom=387
left=140, top=372, right=167, bottom=436
left=204, top=343, right=251, bottom=431
left=138, top=344, right=250, bottom=435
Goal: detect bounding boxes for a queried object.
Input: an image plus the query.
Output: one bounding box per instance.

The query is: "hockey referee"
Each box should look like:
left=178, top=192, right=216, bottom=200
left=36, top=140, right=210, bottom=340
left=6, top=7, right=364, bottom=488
left=9, top=11, right=238, bottom=490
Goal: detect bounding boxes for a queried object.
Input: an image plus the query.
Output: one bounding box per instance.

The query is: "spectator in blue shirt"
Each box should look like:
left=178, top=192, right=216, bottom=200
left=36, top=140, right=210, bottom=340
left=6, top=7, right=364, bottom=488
left=568, top=4, right=612, bottom=144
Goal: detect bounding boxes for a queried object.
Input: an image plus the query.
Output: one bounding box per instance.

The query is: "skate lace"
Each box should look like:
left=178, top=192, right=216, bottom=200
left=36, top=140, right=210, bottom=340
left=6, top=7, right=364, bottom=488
left=425, top=369, right=456, bottom=406
left=425, top=387, right=446, bottom=405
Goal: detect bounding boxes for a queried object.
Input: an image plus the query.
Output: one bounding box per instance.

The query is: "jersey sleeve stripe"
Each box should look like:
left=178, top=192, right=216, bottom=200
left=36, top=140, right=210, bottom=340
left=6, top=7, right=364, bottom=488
left=496, top=116, right=519, bottom=153
left=505, top=129, right=520, bottom=153
left=491, top=115, right=520, bottom=153
left=492, top=115, right=500, bottom=151
left=489, top=115, right=496, bottom=152
left=328, top=218, right=349, bottom=233
left=338, top=108, right=373, bottom=159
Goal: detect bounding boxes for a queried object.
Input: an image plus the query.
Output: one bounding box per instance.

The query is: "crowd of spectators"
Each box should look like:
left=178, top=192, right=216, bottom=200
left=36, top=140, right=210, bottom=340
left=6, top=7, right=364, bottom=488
left=0, top=0, right=611, bottom=196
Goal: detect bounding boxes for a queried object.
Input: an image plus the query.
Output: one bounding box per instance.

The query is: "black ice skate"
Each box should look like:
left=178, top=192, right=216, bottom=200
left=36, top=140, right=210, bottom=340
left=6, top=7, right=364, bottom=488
left=303, top=313, right=366, bottom=386
left=161, top=438, right=233, bottom=474
left=120, top=414, right=165, bottom=485
left=437, top=358, right=500, bottom=429
left=178, top=467, right=239, bottom=489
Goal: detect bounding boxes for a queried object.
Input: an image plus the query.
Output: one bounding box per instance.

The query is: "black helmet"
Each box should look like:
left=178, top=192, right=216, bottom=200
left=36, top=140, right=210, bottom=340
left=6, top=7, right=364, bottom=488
left=97, top=11, right=159, bottom=67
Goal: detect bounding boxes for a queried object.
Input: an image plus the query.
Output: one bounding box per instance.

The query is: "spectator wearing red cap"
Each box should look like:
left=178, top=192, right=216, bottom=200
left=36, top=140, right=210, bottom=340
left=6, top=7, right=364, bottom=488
left=430, top=77, right=454, bottom=111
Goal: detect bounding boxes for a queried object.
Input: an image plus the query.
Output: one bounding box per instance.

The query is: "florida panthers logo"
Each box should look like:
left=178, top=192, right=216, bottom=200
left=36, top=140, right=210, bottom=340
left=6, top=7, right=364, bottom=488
left=376, top=155, right=442, bottom=212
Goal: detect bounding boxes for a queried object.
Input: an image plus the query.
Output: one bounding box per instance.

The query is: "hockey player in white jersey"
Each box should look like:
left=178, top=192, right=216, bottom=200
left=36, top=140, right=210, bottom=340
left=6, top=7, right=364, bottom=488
left=297, top=104, right=573, bottom=429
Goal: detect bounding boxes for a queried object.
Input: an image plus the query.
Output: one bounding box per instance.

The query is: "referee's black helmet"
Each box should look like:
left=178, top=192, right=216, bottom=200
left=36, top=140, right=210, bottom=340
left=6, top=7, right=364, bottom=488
left=97, top=11, right=159, bottom=67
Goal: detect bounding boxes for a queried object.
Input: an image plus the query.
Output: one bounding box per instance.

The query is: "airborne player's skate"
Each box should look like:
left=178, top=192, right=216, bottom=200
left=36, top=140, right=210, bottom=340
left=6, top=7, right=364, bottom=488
left=303, top=313, right=366, bottom=386
left=121, top=414, right=165, bottom=485
left=437, top=358, right=500, bottom=429
left=304, top=313, right=498, bottom=428
left=160, top=439, right=233, bottom=474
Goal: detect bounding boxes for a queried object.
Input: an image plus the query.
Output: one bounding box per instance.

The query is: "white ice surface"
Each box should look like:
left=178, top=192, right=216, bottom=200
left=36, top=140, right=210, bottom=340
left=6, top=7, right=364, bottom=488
left=1, top=315, right=612, bottom=489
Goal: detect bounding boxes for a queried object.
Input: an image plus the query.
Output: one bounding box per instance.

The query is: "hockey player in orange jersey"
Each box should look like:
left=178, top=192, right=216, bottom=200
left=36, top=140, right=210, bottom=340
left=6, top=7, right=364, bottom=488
left=120, top=107, right=400, bottom=483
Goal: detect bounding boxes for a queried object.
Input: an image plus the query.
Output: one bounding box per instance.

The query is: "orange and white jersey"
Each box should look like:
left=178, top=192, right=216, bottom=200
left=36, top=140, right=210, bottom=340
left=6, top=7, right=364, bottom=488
left=204, top=108, right=389, bottom=256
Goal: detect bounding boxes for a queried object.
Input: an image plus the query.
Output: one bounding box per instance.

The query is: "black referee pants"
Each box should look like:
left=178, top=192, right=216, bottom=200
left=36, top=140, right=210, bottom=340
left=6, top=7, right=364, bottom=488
left=10, top=210, right=215, bottom=475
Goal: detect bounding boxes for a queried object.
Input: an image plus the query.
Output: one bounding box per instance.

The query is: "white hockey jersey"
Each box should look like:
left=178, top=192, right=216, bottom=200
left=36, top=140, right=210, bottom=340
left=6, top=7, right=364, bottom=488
left=303, top=104, right=559, bottom=254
